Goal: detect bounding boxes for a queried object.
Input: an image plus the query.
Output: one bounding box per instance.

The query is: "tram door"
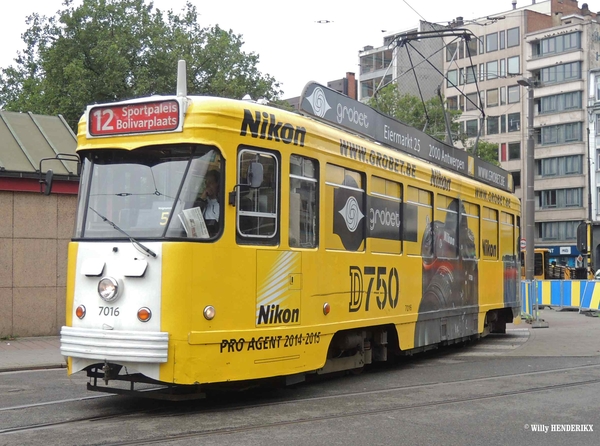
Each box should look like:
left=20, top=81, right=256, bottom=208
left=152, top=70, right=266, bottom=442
left=255, top=251, right=302, bottom=328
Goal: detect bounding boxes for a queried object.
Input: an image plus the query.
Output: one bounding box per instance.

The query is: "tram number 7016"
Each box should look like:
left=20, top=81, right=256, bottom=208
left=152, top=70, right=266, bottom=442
left=348, top=266, right=399, bottom=313
left=99, top=306, right=120, bottom=317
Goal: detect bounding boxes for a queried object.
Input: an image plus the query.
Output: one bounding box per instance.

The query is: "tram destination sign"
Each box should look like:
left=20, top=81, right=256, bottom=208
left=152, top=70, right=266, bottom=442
left=299, top=82, right=512, bottom=193
left=87, top=98, right=182, bottom=137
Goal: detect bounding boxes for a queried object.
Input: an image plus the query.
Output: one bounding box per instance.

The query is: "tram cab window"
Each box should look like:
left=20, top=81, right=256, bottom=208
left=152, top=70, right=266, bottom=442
left=76, top=145, right=223, bottom=240
left=236, top=148, right=279, bottom=242
left=289, top=155, right=318, bottom=248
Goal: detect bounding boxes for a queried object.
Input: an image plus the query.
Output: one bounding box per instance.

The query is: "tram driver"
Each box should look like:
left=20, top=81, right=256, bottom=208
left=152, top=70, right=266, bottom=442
left=194, top=169, right=220, bottom=236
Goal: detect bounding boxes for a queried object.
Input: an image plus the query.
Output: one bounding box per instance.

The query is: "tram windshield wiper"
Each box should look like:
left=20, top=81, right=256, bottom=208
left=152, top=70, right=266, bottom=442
left=88, top=207, right=157, bottom=258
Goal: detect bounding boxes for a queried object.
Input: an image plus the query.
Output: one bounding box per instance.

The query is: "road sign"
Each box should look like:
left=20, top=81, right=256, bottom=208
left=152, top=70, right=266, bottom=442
left=520, top=239, right=526, bottom=250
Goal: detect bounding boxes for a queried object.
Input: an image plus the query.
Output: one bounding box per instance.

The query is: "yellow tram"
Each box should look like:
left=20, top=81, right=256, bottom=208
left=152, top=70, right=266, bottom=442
left=54, top=62, right=520, bottom=397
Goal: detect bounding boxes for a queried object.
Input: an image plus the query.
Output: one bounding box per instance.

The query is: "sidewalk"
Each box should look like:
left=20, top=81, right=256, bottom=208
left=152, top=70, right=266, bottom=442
left=1, top=309, right=599, bottom=373
left=0, top=336, right=66, bottom=372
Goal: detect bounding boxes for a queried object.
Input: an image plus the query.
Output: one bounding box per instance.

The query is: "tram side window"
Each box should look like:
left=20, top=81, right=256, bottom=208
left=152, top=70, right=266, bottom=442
left=370, top=176, right=402, bottom=255
left=500, top=211, right=516, bottom=260
left=461, top=201, right=480, bottom=258
left=481, top=207, right=499, bottom=260
left=435, top=195, right=459, bottom=259
left=289, top=155, right=318, bottom=248
left=325, top=164, right=365, bottom=252
left=405, top=186, right=432, bottom=257
left=237, top=148, right=279, bottom=242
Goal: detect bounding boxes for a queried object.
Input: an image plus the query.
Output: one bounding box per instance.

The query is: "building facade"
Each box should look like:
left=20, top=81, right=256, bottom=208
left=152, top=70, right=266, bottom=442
left=524, top=2, right=600, bottom=267
left=358, top=21, right=447, bottom=102
left=0, top=110, right=79, bottom=337
left=441, top=0, right=600, bottom=267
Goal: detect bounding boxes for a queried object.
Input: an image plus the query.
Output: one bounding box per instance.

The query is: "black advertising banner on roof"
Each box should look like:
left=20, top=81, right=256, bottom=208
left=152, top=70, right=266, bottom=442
left=299, top=82, right=512, bottom=193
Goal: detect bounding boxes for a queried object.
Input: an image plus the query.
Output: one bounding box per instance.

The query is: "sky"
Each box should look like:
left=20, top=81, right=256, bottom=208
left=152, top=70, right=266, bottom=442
left=0, top=0, right=543, bottom=98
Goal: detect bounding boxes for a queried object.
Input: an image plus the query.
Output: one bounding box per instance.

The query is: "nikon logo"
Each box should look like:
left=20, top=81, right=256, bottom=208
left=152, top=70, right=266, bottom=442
left=257, top=304, right=299, bottom=325
left=240, top=109, right=306, bottom=146
left=483, top=239, right=497, bottom=257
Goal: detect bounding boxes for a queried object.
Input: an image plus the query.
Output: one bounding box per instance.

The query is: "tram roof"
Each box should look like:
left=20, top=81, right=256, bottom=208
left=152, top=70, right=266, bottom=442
left=77, top=91, right=514, bottom=196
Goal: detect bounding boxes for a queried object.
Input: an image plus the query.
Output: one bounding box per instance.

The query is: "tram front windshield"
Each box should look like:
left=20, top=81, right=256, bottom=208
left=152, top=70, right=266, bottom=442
left=74, top=145, right=222, bottom=240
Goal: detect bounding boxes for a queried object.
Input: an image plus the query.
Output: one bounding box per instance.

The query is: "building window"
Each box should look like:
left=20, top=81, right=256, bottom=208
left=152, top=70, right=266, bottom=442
left=447, top=69, right=458, bottom=88
left=563, top=155, right=582, bottom=174
left=466, top=65, right=477, bottom=84
left=467, top=38, right=478, bottom=56
left=499, top=30, right=506, bottom=50
left=540, top=156, right=582, bottom=176
left=500, top=87, right=506, bottom=105
left=447, top=96, right=458, bottom=110
left=466, top=119, right=478, bottom=137
left=487, top=116, right=499, bottom=135
left=487, top=89, right=499, bottom=107
left=486, top=32, right=498, bottom=52
left=540, top=91, right=582, bottom=114
left=542, top=190, right=557, bottom=208
left=565, top=188, right=582, bottom=207
left=507, top=56, right=520, bottom=75
left=540, top=62, right=581, bottom=85
left=508, top=142, right=520, bottom=160
left=466, top=92, right=480, bottom=111
left=507, top=85, right=520, bottom=104
left=487, top=60, right=498, bottom=80
left=512, top=171, right=521, bottom=188
left=478, top=36, right=484, bottom=54
left=446, top=42, right=458, bottom=62
left=500, top=59, right=506, bottom=78
left=541, top=123, right=583, bottom=145
left=535, top=31, right=581, bottom=58
left=542, top=157, right=558, bottom=176
left=507, top=27, right=520, bottom=47
left=360, top=75, right=392, bottom=99
left=479, top=63, right=485, bottom=81
left=541, top=188, right=582, bottom=209
left=500, top=114, right=506, bottom=133
left=508, top=113, right=520, bottom=132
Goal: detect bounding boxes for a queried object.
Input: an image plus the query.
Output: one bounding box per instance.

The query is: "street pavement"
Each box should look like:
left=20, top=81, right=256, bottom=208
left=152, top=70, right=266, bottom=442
left=1, top=308, right=599, bottom=373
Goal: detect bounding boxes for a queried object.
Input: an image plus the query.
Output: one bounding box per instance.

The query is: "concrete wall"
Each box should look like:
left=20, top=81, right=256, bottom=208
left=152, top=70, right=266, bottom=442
left=0, top=191, right=77, bottom=337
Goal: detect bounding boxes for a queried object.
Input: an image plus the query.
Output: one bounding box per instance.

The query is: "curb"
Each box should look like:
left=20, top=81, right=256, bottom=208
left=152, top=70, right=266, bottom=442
left=0, top=363, right=67, bottom=373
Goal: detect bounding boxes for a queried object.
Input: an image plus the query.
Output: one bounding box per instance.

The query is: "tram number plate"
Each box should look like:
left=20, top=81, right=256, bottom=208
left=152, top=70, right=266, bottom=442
left=99, top=306, right=120, bottom=317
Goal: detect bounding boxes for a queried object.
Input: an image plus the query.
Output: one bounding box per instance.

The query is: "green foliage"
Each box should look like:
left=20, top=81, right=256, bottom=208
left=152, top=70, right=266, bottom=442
left=367, top=84, right=462, bottom=143
left=466, top=140, right=500, bottom=167
left=0, top=0, right=282, bottom=130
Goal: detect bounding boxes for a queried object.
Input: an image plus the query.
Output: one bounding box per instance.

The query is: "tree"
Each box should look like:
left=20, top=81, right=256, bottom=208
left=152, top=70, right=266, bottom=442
left=466, top=140, right=500, bottom=167
left=0, top=0, right=282, bottom=130
left=367, top=84, right=462, bottom=144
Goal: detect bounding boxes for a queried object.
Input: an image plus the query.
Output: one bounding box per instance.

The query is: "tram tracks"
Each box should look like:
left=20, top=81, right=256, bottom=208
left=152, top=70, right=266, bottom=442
left=2, top=362, right=600, bottom=443
left=102, top=377, right=600, bottom=446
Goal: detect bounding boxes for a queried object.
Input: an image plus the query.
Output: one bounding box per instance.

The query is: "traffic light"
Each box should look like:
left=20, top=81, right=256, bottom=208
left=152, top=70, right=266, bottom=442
left=577, top=221, right=589, bottom=254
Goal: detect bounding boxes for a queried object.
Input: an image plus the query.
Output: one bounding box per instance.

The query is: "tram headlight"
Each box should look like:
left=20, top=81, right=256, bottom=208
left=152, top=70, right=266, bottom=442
left=203, top=305, right=216, bottom=320
left=98, top=277, right=119, bottom=302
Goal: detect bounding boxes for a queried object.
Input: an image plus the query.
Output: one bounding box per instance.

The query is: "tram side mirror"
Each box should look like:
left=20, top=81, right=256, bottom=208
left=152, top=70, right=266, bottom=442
left=41, top=169, right=54, bottom=195
left=248, top=162, right=263, bottom=188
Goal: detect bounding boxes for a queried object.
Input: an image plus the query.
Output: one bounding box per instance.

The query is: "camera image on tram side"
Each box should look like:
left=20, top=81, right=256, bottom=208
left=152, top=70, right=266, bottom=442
left=419, top=199, right=478, bottom=314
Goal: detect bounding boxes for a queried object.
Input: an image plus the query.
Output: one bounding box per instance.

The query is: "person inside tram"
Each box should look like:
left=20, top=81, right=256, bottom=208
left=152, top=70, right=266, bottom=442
left=195, top=169, right=220, bottom=236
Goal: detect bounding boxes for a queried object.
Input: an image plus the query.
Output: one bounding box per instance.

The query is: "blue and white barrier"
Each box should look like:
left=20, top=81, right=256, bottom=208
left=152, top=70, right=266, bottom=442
left=520, top=280, right=600, bottom=314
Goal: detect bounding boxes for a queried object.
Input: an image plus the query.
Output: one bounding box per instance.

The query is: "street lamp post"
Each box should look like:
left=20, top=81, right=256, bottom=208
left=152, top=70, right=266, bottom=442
left=517, top=78, right=536, bottom=283
left=517, top=78, right=548, bottom=329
